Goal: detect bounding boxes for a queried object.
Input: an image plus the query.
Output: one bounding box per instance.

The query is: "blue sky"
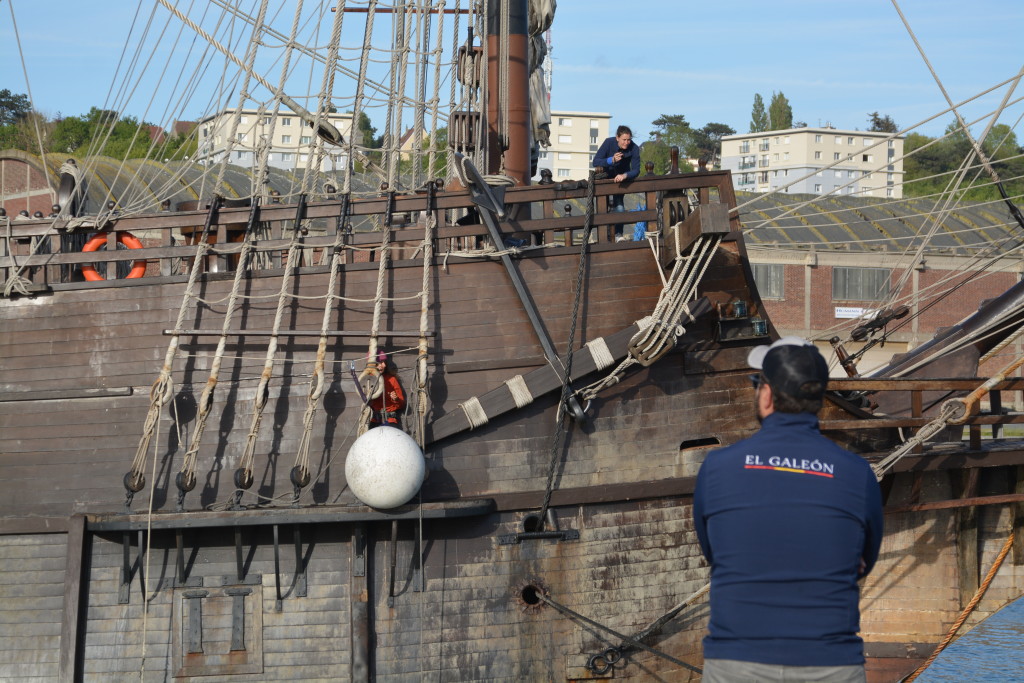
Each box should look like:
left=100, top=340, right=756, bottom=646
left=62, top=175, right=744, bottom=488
left=3, top=0, right=1022, bottom=139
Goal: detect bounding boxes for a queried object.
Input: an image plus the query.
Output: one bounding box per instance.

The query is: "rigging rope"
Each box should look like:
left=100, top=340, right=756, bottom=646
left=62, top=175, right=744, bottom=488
left=292, top=196, right=351, bottom=496
left=126, top=239, right=211, bottom=500
left=537, top=172, right=596, bottom=526
left=235, top=196, right=308, bottom=502
left=902, top=529, right=1017, bottom=683
left=175, top=215, right=258, bottom=506
left=357, top=199, right=396, bottom=433
left=578, top=232, right=721, bottom=402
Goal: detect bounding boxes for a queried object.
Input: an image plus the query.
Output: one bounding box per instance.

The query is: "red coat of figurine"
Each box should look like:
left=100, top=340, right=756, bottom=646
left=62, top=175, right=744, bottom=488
left=369, top=372, right=406, bottom=424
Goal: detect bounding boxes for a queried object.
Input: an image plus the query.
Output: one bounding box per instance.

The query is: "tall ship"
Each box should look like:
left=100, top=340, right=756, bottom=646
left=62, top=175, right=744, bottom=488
left=2, top=2, right=1024, bottom=681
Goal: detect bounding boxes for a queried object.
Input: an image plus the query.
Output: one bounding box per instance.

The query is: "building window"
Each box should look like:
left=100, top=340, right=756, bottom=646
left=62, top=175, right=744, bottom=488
left=240, top=116, right=248, bottom=124
left=558, top=152, right=571, bottom=160
left=835, top=171, right=842, bottom=177
left=814, top=183, right=822, bottom=192
left=773, top=153, right=779, bottom=161
left=834, top=152, right=841, bottom=160
left=559, top=118, right=572, bottom=126
left=740, top=142, right=750, bottom=153
left=863, top=154, right=873, bottom=162
left=814, top=151, right=822, bottom=160
left=590, top=135, right=598, bottom=144
left=236, top=151, right=245, bottom=159
left=864, top=138, right=872, bottom=146
left=888, top=140, right=895, bottom=148
left=202, top=127, right=208, bottom=138
left=887, top=172, right=894, bottom=181
left=835, top=136, right=842, bottom=144
left=299, top=153, right=308, bottom=162
left=848, top=170, right=856, bottom=178
left=281, top=152, right=293, bottom=161
left=557, top=168, right=570, bottom=177
left=833, top=267, right=891, bottom=302
left=847, top=137, right=854, bottom=145
left=300, top=136, right=312, bottom=144
left=784, top=136, right=791, bottom=144
left=759, top=171, right=769, bottom=183
left=539, top=151, right=548, bottom=159
left=863, top=171, right=871, bottom=178
left=263, top=116, right=272, bottom=125
left=237, top=133, right=247, bottom=142
left=783, top=152, right=790, bottom=160
left=814, top=134, right=822, bottom=143
left=281, top=117, right=292, bottom=126
left=752, top=264, right=784, bottom=299
left=590, top=119, right=599, bottom=128
left=281, top=135, right=292, bottom=144
left=886, top=188, right=894, bottom=197
left=558, top=135, right=572, bottom=144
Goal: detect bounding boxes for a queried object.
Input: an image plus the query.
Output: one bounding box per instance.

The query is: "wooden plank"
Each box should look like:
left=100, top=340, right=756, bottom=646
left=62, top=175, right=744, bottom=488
left=1014, top=465, right=1024, bottom=565
left=954, top=469, right=980, bottom=607
left=58, top=517, right=84, bottom=683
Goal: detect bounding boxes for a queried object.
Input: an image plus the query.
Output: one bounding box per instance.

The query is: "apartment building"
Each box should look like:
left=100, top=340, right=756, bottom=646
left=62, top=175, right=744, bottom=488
left=196, top=108, right=355, bottom=172
left=721, top=126, right=904, bottom=198
left=535, top=111, right=612, bottom=181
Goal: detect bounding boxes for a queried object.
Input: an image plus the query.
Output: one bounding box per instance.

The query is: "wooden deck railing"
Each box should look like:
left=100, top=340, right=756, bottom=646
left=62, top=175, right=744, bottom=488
left=824, top=377, right=1024, bottom=450
left=0, top=170, right=740, bottom=293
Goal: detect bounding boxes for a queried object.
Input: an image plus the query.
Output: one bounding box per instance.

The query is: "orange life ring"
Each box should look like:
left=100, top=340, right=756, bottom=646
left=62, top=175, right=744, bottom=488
left=80, top=232, right=147, bottom=281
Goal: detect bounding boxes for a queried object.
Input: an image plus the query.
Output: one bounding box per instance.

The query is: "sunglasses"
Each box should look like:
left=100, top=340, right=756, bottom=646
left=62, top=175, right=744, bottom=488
left=748, top=374, right=762, bottom=390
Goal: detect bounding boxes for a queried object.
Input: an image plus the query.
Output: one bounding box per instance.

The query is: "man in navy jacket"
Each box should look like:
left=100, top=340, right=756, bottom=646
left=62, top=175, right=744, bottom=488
left=592, top=125, right=640, bottom=240
left=693, top=337, right=883, bottom=683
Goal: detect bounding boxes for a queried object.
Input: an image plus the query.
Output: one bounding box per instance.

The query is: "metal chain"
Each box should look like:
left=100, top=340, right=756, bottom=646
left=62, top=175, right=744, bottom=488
left=536, top=592, right=702, bottom=675
left=537, top=172, right=595, bottom=526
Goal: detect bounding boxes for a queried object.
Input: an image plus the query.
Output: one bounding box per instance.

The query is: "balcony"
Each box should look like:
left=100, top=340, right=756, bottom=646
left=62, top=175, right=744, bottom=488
left=758, top=143, right=770, bottom=152
left=738, top=161, right=756, bottom=170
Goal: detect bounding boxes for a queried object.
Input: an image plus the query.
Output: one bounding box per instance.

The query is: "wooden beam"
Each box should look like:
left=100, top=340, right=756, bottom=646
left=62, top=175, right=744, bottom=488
left=954, top=469, right=980, bottom=607
left=58, top=515, right=86, bottom=683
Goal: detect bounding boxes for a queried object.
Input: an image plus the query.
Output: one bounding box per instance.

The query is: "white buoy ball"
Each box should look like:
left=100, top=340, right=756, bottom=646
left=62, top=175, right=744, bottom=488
left=345, top=426, right=425, bottom=509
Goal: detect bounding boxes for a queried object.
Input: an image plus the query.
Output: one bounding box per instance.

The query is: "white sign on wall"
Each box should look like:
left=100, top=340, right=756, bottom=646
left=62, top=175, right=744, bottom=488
left=835, top=306, right=876, bottom=319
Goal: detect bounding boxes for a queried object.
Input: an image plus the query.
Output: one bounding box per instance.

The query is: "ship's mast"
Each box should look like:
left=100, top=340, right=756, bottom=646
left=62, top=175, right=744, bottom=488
left=486, top=0, right=531, bottom=185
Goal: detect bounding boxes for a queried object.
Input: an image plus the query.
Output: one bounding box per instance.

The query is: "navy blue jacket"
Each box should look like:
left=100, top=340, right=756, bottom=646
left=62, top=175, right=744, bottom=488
left=693, top=411, right=883, bottom=666
left=592, top=136, right=640, bottom=180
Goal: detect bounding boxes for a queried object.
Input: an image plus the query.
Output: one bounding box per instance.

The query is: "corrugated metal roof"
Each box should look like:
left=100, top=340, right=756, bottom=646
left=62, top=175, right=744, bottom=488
left=739, top=191, right=1021, bottom=256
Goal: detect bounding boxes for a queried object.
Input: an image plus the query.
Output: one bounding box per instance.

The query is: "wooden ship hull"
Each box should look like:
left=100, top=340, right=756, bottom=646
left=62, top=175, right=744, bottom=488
left=2, top=167, right=1024, bottom=682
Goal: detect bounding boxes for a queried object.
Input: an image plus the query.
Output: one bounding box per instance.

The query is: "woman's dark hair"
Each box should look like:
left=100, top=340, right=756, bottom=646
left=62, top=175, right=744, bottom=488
left=616, top=125, right=633, bottom=138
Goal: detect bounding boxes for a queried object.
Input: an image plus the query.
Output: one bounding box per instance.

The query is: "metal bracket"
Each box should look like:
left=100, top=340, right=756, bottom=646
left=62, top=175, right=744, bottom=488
left=353, top=524, right=366, bottom=577
left=497, top=529, right=580, bottom=545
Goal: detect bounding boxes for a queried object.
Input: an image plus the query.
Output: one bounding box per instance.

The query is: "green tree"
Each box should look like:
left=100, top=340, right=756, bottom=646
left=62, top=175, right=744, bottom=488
left=903, top=123, right=1024, bottom=201
left=640, top=139, right=671, bottom=174
left=649, top=114, right=693, bottom=151
left=49, top=108, right=152, bottom=158
left=868, top=111, right=899, bottom=133
left=0, top=89, right=31, bottom=126
left=768, top=91, right=793, bottom=131
left=749, top=93, right=768, bottom=133
left=691, top=122, right=736, bottom=167
left=356, top=111, right=381, bottom=148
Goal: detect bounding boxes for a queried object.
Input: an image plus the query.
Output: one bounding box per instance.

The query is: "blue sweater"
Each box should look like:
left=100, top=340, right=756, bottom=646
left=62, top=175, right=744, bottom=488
left=592, top=137, right=640, bottom=180
left=693, top=411, right=883, bottom=666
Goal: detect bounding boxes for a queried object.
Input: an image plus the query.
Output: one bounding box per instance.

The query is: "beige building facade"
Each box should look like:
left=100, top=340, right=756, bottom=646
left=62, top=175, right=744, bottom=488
left=535, top=111, right=612, bottom=182
left=721, top=126, right=904, bottom=198
left=196, top=108, right=355, bottom=172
